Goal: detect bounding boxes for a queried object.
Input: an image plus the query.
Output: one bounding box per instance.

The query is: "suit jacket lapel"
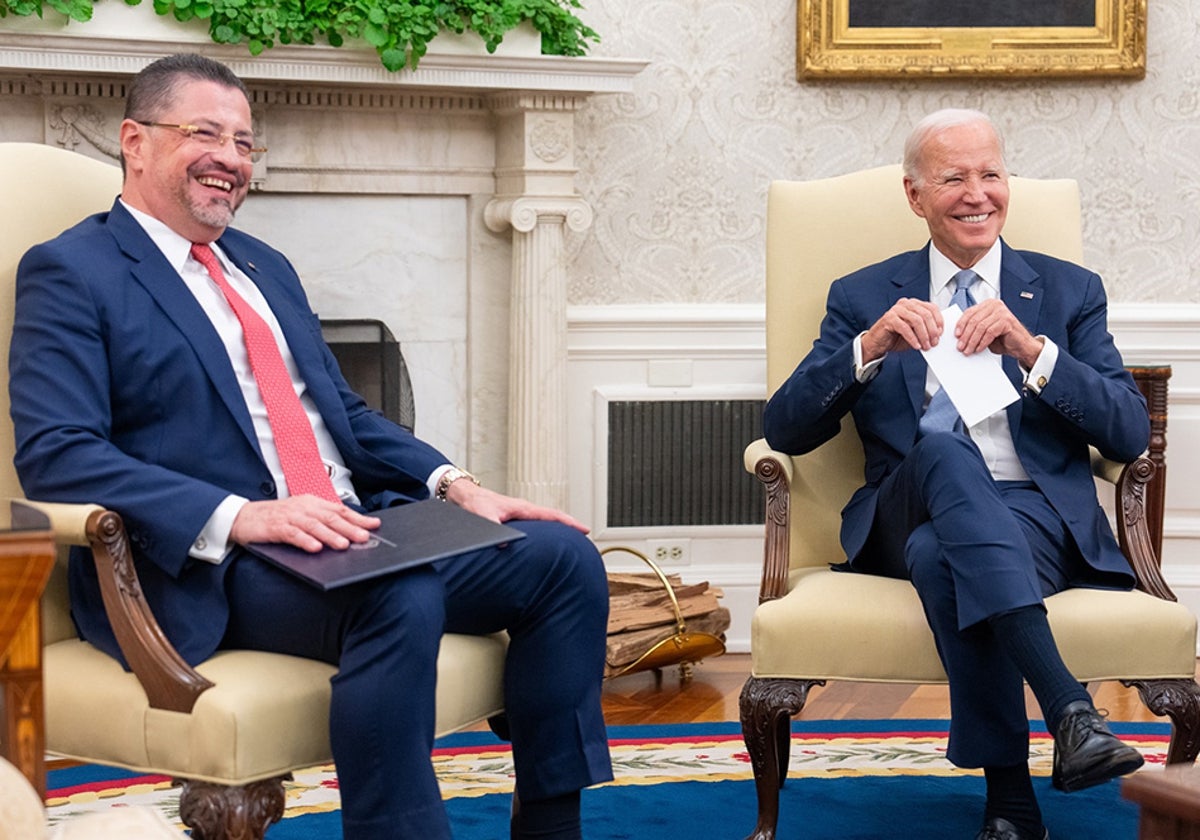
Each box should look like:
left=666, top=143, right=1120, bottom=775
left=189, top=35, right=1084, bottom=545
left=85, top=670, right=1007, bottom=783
left=893, top=246, right=934, bottom=421
left=107, top=203, right=263, bottom=455
left=998, top=240, right=1043, bottom=439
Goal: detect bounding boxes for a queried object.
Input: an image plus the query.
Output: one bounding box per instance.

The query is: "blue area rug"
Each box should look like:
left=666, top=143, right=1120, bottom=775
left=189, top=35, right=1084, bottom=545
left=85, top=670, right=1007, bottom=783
left=47, top=719, right=1166, bottom=838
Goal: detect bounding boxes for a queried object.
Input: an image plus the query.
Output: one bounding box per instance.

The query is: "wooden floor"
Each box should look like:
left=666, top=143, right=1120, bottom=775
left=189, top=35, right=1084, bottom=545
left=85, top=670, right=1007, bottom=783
left=600, top=653, right=1179, bottom=727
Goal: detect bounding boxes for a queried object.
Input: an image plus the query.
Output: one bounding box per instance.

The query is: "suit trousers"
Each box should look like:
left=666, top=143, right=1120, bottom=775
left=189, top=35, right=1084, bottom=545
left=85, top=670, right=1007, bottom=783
left=857, top=432, right=1086, bottom=768
left=220, top=518, right=614, bottom=840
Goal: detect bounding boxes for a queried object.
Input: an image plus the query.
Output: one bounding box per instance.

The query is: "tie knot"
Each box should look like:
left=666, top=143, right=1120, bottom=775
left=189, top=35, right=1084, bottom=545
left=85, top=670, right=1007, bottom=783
left=190, top=241, right=218, bottom=267
left=947, top=269, right=977, bottom=310
left=190, top=242, right=226, bottom=284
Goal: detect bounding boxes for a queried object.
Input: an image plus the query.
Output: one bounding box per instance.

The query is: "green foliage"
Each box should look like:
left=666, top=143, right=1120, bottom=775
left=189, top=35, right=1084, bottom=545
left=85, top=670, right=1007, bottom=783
left=0, top=0, right=598, bottom=72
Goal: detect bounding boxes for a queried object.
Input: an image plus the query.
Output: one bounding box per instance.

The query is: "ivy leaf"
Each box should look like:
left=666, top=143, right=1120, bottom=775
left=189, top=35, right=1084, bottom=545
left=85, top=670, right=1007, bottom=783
left=379, top=46, right=406, bottom=71
left=363, top=21, right=387, bottom=46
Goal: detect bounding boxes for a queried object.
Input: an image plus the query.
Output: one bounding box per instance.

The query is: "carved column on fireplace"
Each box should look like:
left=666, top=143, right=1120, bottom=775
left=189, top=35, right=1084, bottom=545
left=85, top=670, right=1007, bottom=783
left=485, top=92, right=594, bottom=510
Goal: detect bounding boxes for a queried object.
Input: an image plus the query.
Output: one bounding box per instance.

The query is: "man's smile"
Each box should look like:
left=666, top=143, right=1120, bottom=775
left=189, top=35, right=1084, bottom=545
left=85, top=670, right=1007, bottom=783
left=196, top=174, right=234, bottom=192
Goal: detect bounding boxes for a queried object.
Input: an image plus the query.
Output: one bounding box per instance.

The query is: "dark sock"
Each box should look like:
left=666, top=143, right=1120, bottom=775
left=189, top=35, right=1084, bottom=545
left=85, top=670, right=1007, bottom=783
left=984, top=763, right=1043, bottom=837
left=988, top=604, right=1091, bottom=731
left=510, top=790, right=582, bottom=840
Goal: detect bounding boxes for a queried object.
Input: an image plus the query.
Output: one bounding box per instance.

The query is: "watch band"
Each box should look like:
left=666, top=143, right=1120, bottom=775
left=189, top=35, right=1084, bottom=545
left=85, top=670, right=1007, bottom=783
left=435, top=467, right=480, bottom=501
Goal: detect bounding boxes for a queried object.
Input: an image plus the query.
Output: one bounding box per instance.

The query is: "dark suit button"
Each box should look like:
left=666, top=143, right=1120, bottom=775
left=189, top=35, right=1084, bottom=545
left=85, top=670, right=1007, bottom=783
left=260, top=481, right=275, bottom=495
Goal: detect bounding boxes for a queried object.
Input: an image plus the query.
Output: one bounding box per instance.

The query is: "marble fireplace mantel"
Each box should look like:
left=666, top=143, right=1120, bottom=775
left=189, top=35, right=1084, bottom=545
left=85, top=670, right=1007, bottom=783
left=0, top=17, right=647, bottom=511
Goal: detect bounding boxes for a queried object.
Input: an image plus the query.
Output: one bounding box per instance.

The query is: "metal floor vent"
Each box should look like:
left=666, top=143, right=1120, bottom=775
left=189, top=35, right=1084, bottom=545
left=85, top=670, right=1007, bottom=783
left=607, top=399, right=765, bottom=527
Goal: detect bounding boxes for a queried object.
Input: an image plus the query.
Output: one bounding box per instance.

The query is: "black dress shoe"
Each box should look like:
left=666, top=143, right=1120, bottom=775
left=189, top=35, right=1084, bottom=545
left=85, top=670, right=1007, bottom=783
left=1052, top=699, right=1145, bottom=792
left=975, top=816, right=1049, bottom=840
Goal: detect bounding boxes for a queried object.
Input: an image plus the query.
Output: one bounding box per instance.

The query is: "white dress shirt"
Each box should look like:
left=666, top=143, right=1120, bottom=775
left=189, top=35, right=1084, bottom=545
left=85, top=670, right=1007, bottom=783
left=853, top=240, right=1058, bottom=481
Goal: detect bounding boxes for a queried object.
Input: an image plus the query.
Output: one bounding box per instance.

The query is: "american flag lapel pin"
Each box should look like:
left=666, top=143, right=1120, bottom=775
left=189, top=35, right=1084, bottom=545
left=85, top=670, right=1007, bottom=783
left=1020, top=291, right=1034, bottom=299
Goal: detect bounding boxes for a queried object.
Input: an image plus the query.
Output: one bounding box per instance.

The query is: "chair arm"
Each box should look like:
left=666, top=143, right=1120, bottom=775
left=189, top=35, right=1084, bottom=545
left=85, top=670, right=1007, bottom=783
left=20, top=499, right=215, bottom=712
left=744, top=438, right=792, bottom=603
left=1090, top=449, right=1175, bottom=602
left=18, top=499, right=104, bottom=545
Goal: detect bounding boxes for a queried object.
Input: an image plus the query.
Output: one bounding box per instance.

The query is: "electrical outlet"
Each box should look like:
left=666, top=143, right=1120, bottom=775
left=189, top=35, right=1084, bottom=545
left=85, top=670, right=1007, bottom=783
left=646, top=538, right=690, bottom=566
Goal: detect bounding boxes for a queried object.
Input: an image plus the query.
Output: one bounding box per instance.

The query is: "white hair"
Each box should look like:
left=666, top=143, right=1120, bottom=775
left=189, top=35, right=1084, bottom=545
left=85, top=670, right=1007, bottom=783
left=902, top=108, right=1007, bottom=185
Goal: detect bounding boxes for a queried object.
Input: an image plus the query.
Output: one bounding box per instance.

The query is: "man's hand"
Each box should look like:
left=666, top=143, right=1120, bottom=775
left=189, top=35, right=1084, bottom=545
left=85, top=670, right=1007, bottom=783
left=954, top=299, right=1043, bottom=367
left=861, top=297, right=944, bottom=362
left=445, top=479, right=590, bottom=535
left=230, top=496, right=381, bottom=553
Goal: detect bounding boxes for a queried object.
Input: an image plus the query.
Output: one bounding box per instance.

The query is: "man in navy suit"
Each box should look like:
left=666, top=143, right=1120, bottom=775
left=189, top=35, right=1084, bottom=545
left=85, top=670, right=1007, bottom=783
left=9, top=53, right=612, bottom=840
left=763, top=109, right=1147, bottom=840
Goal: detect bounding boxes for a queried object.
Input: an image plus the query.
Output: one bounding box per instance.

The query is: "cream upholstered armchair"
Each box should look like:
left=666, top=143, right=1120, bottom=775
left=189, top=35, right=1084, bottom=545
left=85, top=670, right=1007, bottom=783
left=740, top=165, right=1200, bottom=840
left=0, top=142, right=507, bottom=840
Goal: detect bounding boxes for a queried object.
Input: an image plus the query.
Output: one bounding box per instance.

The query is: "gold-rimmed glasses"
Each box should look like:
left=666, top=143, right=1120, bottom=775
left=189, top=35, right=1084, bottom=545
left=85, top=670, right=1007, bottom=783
left=136, top=121, right=267, bottom=162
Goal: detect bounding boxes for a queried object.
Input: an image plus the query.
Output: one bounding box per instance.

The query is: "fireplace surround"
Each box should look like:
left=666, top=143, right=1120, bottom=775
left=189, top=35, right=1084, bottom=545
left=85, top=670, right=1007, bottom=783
left=0, top=13, right=646, bottom=509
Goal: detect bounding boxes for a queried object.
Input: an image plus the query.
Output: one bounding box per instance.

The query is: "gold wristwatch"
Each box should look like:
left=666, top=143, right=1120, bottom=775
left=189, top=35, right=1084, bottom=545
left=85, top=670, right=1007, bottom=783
left=435, top=467, right=480, bottom=501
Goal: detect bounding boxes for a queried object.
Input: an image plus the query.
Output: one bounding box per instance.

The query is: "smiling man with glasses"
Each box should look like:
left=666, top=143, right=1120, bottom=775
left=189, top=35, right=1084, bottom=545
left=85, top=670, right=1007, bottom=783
left=11, top=52, right=613, bottom=840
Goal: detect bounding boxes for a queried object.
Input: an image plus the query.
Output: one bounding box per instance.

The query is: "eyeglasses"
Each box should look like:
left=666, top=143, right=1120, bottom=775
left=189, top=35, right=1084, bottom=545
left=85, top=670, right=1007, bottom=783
left=137, top=121, right=267, bottom=161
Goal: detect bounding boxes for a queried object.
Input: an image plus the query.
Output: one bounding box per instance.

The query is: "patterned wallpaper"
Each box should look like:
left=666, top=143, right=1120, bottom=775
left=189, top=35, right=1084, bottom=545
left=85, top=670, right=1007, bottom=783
left=568, top=0, right=1200, bottom=305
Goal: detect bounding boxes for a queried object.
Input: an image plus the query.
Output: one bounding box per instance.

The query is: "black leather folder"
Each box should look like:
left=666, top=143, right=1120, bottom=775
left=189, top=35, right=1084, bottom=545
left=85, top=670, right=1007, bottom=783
left=247, top=498, right=526, bottom=590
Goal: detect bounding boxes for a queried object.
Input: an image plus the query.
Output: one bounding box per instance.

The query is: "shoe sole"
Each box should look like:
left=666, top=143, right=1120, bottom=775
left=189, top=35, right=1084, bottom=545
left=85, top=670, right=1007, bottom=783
left=1052, top=752, right=1145, bottom=793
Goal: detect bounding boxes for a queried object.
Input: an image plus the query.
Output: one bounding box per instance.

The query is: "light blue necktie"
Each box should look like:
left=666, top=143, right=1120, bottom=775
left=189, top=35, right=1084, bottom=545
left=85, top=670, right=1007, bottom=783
left=918, top=269, right=978, bottom=437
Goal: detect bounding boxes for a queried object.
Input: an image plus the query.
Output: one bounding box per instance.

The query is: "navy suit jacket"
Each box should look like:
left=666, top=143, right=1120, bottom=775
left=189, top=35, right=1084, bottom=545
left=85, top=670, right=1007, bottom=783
left=10, top=199, right=449, bottom=664
left=763, top=240, right=1149, bottom=583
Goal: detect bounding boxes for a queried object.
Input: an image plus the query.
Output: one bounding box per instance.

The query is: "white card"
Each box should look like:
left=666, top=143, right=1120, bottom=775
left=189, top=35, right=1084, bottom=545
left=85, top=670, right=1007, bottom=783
left=920, top=305, right=1020, bottom=428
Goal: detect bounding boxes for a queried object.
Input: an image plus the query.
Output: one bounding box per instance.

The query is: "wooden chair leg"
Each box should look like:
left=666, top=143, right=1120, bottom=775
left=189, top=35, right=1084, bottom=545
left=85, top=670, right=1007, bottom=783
left=739, top=676, right=822, bottom=840
left=1124, top=678, right=1200, bottom=764
left=177, top=774, right=291, bottom=840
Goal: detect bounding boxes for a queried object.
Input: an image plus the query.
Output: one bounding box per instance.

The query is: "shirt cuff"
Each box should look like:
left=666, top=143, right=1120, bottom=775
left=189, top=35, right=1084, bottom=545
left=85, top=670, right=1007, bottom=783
left=189, top=495, right=250, bottom=564
left=1023, top=336, right=1058, bottom=395
left=853, top=332, right=885, bottom=383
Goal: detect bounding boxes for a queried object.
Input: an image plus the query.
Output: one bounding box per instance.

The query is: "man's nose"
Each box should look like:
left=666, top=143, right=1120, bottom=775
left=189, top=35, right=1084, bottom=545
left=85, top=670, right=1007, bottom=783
left=212, top=136, right=246, bottom=167
left=962, top=174, right=987, bottom=201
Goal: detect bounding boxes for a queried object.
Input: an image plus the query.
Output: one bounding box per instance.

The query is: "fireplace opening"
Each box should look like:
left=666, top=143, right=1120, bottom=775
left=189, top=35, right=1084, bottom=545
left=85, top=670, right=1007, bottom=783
left=320, top=318, right=415, bottom=432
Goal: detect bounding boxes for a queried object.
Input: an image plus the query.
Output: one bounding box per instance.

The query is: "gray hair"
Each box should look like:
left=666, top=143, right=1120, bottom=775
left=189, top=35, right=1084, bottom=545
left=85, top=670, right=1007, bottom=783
left=902, top=108, right=1007, bottom=185
left=125, top=53, right=249, bottom=123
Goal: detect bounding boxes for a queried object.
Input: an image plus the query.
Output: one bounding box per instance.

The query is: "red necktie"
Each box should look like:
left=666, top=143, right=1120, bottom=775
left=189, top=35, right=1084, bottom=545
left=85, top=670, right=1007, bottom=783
left=190, top=242, right=340, bottom=503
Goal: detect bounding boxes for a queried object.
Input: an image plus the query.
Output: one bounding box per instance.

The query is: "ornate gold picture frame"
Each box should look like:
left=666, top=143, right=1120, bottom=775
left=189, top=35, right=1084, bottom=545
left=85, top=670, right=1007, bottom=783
left=797, top=0, right=1146, bottom=79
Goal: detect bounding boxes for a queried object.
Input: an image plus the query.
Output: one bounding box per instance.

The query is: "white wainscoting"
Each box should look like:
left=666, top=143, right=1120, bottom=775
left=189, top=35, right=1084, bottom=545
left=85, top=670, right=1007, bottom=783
left=568, top=302, right=1200, bottom=655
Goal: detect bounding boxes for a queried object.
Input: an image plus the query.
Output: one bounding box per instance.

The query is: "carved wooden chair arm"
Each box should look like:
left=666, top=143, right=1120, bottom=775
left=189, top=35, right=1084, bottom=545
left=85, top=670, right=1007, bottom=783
left=21, top=499, right=214, bottom=712
left=1094, top=450, right=1175, bottom=602
left=84, top=509, right=215, bottom=712
left=744, top=438, right=792, bottom=603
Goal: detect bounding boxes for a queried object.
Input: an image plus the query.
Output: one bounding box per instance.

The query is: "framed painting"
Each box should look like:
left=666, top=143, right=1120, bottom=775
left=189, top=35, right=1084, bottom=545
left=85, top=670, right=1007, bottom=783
left=797, top=0, right=1147, bottom=79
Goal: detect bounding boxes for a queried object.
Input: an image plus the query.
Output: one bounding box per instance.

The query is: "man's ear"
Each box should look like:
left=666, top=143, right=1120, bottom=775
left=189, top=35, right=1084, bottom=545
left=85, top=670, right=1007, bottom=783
left=119, top=119, right=146, bottom=173
left=903, top=177, right=927, bottom=219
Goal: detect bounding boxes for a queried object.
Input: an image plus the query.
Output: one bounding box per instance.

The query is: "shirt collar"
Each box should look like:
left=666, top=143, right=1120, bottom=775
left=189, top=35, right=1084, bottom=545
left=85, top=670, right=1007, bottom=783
left=929, top=239, right=1002, bottom=299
